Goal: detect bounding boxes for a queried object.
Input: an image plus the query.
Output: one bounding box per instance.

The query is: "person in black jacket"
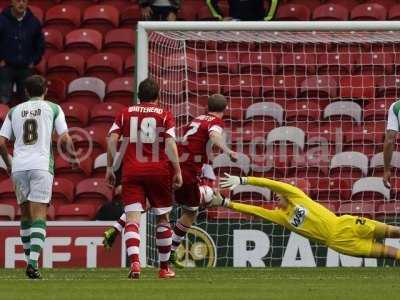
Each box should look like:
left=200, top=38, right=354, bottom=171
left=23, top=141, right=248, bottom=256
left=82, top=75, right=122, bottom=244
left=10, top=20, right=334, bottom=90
left=206, top=0, right=278, bottom=21
left=139, top=0, right=181, bottom=21
left=0, top=0, right=45, bottom=104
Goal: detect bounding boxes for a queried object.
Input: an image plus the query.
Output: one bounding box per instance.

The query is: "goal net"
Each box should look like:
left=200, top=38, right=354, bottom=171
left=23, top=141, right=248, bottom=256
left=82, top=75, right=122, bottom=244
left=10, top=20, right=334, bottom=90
left=138, top=21, right=400, bottom=267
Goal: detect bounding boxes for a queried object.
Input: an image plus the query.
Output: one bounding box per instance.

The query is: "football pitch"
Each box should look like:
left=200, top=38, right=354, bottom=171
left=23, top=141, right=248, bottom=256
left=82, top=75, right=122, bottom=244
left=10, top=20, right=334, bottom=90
left=0, top=268, right=399, bottom=300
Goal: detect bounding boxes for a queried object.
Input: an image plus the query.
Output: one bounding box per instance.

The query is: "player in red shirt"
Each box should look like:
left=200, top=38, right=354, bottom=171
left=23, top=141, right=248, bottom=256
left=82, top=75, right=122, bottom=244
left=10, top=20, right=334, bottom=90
left=106, top=78, right=182, bottom=279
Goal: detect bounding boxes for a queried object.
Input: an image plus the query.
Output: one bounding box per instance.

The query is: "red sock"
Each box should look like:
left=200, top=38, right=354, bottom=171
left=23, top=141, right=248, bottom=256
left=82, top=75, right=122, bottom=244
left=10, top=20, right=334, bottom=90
left=172, top=221, right=190, bottom=251
left=125, top=222, right=140, bottom=264
left=113, top=213, right=126, bottom=233
left=156, top=223, right=172, bottom=269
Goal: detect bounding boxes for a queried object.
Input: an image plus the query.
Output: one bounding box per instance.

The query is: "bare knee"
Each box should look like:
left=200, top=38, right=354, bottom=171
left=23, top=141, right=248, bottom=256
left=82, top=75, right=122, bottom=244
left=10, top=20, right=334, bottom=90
left=126, top=211, right=142, bottom=224
left=179, top=209, right=197, bottom=226
left=29, top=202, right=47, bottom=221
left=156, top=213, right=170, bottom=225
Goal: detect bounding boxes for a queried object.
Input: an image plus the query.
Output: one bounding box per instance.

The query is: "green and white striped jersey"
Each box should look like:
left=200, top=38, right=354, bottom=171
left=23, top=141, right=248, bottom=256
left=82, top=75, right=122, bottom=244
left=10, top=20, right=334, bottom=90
left=0, top=98, right=68, bottom=174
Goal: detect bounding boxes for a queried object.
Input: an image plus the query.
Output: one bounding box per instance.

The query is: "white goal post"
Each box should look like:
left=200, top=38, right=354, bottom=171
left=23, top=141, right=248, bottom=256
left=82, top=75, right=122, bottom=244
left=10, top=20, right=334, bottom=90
left=136, top=21, right=400, bottom=268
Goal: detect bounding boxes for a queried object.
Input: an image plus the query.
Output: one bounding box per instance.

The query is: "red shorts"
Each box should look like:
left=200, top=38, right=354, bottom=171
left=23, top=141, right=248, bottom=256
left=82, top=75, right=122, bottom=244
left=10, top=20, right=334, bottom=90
left=174, top=166, right=201, bottom=211
left=122, top=172, right=172, bottom=215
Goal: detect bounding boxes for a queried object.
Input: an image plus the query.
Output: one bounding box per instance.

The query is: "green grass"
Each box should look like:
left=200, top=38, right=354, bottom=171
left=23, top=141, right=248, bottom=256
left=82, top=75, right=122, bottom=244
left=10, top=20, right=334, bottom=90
left=0, top=268, right=399, bottom=300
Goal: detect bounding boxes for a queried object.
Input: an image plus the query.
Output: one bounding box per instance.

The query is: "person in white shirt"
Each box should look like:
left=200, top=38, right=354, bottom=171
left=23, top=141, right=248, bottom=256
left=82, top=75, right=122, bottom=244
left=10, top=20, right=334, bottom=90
left=0, top=75, right=76, bottom=279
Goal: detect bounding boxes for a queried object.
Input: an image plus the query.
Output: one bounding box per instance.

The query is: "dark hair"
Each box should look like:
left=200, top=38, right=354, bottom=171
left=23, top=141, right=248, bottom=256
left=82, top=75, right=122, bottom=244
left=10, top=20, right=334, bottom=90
left=25, top=75, right=47, bottom=98
left=208, top=94, right=227, bottom=112
left=138, top=78, right=159, bottom=102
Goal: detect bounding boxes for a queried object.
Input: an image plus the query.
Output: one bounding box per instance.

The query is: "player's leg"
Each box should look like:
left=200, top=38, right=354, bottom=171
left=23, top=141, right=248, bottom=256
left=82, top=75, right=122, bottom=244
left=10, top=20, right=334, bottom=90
left=369, top=242, right=400, bottom=260
left=373, top=221, right=400, bottom=239
left=155, top=212, right=174, bottom=278
left=20, top=202, right=31, bottom=264
left=103, top=212, right=126, bottom=249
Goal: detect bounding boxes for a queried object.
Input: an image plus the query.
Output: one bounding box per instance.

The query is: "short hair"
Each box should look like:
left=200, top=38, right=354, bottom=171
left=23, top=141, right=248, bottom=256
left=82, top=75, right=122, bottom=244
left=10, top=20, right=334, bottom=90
left=138, top=78, right=159, bottom=102
left=24, top=75, right=47, bottom=98
left=208, top=94, right=227, bottom=112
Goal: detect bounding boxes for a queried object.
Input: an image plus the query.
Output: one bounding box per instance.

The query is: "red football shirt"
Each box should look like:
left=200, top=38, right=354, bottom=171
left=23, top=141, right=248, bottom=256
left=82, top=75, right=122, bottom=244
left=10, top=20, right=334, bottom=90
left=179, top=114, right=225, bottom=174
left=109, top=103, right=175, bottom=176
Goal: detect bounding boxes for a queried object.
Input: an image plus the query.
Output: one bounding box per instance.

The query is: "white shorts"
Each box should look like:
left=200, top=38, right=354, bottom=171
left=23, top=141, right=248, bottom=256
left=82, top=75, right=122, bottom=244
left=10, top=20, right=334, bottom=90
left=12, top=170, right=54, bottom=205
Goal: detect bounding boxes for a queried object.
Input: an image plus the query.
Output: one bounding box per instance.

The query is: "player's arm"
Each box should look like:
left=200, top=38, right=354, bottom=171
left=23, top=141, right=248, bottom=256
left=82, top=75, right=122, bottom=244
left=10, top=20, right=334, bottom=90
left=165, top=136, right=183, bottom=190
left=0, top=112, right=13, bottom=174
left=209, top=129, right=238, bottom=161
left=383, top=102, right=399, bottom=188
left=106, top=132, right=119, bottom=187
left=55, top=106, right=78, bottom=167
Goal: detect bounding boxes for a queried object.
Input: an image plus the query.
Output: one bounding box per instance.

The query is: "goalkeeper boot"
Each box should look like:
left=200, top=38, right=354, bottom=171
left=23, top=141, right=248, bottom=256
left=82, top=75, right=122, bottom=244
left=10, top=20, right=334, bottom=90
left=26, top=264, right=42, bottom=279
left=159, top=265, right=175, bottom=279
left=103, top=227, right=118, bottom=249
left=169, top=250, right=185, bottom=269
left=128, top=261, right=140, bottom=280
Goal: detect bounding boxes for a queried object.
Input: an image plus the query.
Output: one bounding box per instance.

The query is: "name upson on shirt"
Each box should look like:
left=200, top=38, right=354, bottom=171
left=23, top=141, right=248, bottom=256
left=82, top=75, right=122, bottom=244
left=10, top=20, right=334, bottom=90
left=21, top=109, right=41, bottom=118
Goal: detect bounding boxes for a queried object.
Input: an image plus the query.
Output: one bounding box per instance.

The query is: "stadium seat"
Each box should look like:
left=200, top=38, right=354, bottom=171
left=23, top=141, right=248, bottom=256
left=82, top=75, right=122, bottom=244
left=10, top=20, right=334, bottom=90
left=55, top=203, right=97, bottom=220
left=299, top=76, right=338, bottom=99
left=75, top=178, right=112, bottom=207
left=93, top=152, right=107, bottom=177
left=283, top=178, right=311, bottom=195
left=120, top=5, right=140, bottom=28
left=54, top=154, right=93, bottom=185
left=310, top=178, right=351, bottom=202
left=370, top=151, right=400, bottom=176
left=222, top=75, right=262, bottom=97
left=245, top=102, right=284, bottom=126
left=0, top=104, right=9, bottom=124
left=278, top=53, right=317, bottom=75
left=124, top=54, right=135, bottom=75
left=285, top=100, right=321, bottom=123
left=188, top=74, right=221, bottom=96
left=376, top=76, right=400, bottom=98
left=351, top=177, right=390, bottom=201
left=67, top=77, right=106, bottom=108
left=326, top=0, right=359, bottom=11
left=288, top=0, right=321, bottom=10
left=388, top=4, right=400, bottom=20
left=366, top=0, right=397, bottom=10
left=90, top=102, right=125, bottom=125
left=329, top=151, right=369, bottom=180
left=0, top=178, right=17, bottom=210
left=85, top=53, right=123, bottom=83
left=262, top=76, right=302, bottom=99
left=276, top=4, right=311, bottom=21
left=338, top=202, right=375, bottom=218
left=47, top=78, right=67, bottom=103
left=339, top=75, right=375, bottom=101
left=59, top=0, right=93, bottom=10
left=239, top=52, right=279, bottom=75
left=350, top=3, right=387, bottom=20
left=266, top=126, right=305, bottom=150
left=178, top=0, right=199, bottom=20
left=164, top=51, right=199, bottom=73
left=323, top=101, right=362, bottom=124
left=376, top=202, right=400, bottom=217
left=354, top=53, right=394, bottom=75
left=312, top=4, right=349, bottom=21
left=71, top=124, right=109, bottom=162
left=43, top=28, right=64, bottom=59
left=317, top=52, right=356, bottom=76
left=65, top=29, right=102, bottom=59
left=231, top=185, right=271, bottom=204
left=82, top=5, right=119, bottom=35
left=104, top=77, right=134, bottom=106
left=290, top=150, right=329, bottom=179
left=28, top=0, right=53, bottom=11
left=52, top=178, right=75, bottom=205
left=104, top=28, right=135, bottom=60
left=47, top=53, right=85, bottom=84
left=200, top=51, right=239, bottom=74
left=0, top=154, right=11, bottom=180
left=99, top=0, right=134, bottom=11
left=213, top=153, right=250, bottom=176
left=0, top=204, right=15, bottom=220
left=60, top=102, right=89, bottom=128
left=363, top=99, right=391, bottom=121
left=29, top=5, right=44, bottom=23
left=44, top=4, right=81, bottom=35
left=35, top=57, right=47, bottom=75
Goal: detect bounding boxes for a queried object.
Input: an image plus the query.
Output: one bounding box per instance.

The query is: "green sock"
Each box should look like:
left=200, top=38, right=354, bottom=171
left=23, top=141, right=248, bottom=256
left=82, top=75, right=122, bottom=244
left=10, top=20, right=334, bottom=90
left=20, top=220, right=31, bottom=262
left=28, top=219, right=46, bottom=269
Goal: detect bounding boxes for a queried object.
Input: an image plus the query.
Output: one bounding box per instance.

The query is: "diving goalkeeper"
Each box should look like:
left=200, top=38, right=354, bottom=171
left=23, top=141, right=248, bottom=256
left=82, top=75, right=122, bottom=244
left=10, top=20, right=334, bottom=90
left=214, top=174, right=400, bottom=259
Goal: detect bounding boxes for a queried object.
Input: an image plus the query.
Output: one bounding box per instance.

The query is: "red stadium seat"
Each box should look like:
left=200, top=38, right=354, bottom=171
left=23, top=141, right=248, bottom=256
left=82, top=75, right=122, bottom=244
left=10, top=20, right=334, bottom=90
left=250, top=152, right=291, bottom=178
left=309, top=178, right=351, bottom=202
left=47, top=53, right=85, bottom=84
left=312, top=4, right=349, bottom=21
left=213, top=153, right=250, bottom=177
left=55, top=203, right=97, bottom=220
left=289, top=0, right=321, bottom=10
left=370, top=151, right=400, bottom=177
left=282, top=178, right=311, bottom=195
left=82, top=5, right=119, bottom=35
left=76, top=124, right=109, bottom=158
left=239, top=52, right=279, bottom=75
left=222, top=75, right=262, bottom=98
left=350, top=3, right=387, bottom=21
left=35, top=57, right=46, bottom=75
left=200, top=51, right=239, bottom=74
left=67, top=77, right=106, bottom=108
left=363, top=99, right=391, bottom=121
left=351, top=177, right=390, bottom=202
left=100, top=0, right=134, bottom=11
left=75, top=178, right=112, bottom=207
left=43, top=28, right=63, bottom=59
left=90, top=102, right=125, bottom=125
left=85, top=53, right=123, bottom=83
left=290, top=151, right=329, bottom=179
left=124, top=54, right=135, bottom=75
left=29, top=0, right=53, bottom=11
left=278, top=53, right=317, bottom=75
left=60, top=102, right=89, bottom=128
left=178, top=0, right=199, bottom=20
left=317, top=53, right=356, bottom=76
left=47, top=78, right=67, bottom=103
left=163, top=51, right=199, bottom=73
left=104, top=28, right=135, bottom=60
left=326, top=0, right=359, bottom=11
left=44, top=4, right=81, bottom=35
left=377, top=202, right=400, bottom=217
left=339, top=75, right=376, bottom=101
left=329, top=151, right=369, bottom=181
left=353, top=53, right=394, bottom=75
left=299, top=76, right=338, bottom=99
left=120, top=5, right=140, bottom=28
left=188, top=74, right=221, bottom=96
left=104, top=77, right=134, bottom=107
left=0, top=179, right=17, bottom=210
left=65, top=29, right=102, bottom=59
left=276, top=4, right=311, bottom=21
left=266, top=126, right=305, bottom=150
left=29, top=5, right=44, bottom=23
left=262, top=76, right=303, bottom=99
left=58, top=0, right=93, bottom=10
left=338, top=202, right=375, bottom=218
left=388, top=4, right=400, bottom=20
left=285, top=100, right=321, bottom=123
left=52, top=178, right=75, bottom=205
left=54, top=154, right=93, bottom=185
left=0, top=204, right=15, bottom=221
left=0, top=104, right=9, bottom=124
left=366, top=0, right=397, bottom=10
left=376, top=76, right=400, bottom=98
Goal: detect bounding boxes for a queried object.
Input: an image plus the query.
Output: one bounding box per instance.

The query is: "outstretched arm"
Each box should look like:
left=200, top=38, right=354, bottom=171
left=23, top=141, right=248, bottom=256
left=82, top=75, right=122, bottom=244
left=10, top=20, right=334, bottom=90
left=209, top=131, right=238, bottom=161
left=228, top=201, right=285, bottom=226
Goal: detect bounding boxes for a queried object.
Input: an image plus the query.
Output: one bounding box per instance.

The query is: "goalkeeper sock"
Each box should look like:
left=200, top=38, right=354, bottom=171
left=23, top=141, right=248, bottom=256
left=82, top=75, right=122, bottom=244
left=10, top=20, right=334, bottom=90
left=113, top=213, right=126, bottom=233
left=28, top=219, right=46, bottom=269
left=20, top=220, right=31, bottom=263
left=171, top=222, right=190, bottom=251
left=156, top=223, right=172, bottom=269
left=125, top=222, right=140, bottom=264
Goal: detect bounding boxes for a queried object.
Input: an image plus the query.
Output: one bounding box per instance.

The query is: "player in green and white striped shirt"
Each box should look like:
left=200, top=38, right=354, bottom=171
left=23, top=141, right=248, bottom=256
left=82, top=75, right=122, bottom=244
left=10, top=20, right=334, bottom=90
left=0, top=75, right=77, bottom=279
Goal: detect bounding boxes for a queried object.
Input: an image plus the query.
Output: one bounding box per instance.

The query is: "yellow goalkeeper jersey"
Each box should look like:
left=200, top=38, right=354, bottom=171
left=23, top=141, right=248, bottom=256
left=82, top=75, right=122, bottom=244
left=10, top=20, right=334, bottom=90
left=229, top=177, right=338, bottom=245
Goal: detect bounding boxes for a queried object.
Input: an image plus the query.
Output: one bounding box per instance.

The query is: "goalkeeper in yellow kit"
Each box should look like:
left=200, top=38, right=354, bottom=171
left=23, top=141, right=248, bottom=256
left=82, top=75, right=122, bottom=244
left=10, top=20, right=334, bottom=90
left=214, top=174, right=400, bottom=259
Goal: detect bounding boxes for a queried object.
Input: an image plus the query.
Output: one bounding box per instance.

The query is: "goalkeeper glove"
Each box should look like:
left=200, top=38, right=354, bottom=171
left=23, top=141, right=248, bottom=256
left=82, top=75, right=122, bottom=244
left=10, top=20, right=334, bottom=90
left=219, top=173, right=247, bottom=190
left=210, top=190, right=230, bottom=208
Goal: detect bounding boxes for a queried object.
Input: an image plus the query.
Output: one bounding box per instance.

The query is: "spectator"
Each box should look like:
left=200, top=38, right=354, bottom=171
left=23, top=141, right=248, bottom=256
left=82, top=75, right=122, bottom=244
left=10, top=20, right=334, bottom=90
left=96, top=185, right=124, bottom=221
left=139, top=0, right=181, bottom=21
left=0, top=0, right=45, bottom=105
left=206, top=0, right=278, bottom=21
